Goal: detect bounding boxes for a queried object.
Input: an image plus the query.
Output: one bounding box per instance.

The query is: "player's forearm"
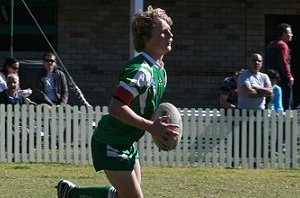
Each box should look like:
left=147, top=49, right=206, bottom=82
left=108, top=98, right=153, bottom=132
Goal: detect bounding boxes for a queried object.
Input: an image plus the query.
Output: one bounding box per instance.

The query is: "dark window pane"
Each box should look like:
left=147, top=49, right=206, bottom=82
left=0, top=0, right=57, bottom=51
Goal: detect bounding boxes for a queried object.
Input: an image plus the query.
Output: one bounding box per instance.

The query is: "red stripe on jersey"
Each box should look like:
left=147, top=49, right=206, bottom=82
left=113, top=86, right=134, bottom=106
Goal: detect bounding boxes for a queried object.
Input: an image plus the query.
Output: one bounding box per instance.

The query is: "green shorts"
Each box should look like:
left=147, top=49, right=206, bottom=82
left=91, top=137, right=139, bottom=171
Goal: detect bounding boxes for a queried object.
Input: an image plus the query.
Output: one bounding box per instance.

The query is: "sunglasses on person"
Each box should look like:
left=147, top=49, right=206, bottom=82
left=44, top=59, right=55, bottom=63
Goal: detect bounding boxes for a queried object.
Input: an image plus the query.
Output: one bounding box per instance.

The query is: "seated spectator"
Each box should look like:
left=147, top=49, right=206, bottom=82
left=0, top=57, right=32, bottom=97
left=32, top=52, right=68, bottom=105
left=219, top=69, right=244, bottom=109
left=238, top=53, right=273, bottom=110
left=0, top=74, right=35, bottom=105
left=266, top=69, right=284, bottom=112
left=0, top=57, right=20, bottom=92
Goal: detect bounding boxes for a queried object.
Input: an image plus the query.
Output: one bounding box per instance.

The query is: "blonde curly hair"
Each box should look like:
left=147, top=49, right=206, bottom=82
left=131, top=6, right=173, bottom=52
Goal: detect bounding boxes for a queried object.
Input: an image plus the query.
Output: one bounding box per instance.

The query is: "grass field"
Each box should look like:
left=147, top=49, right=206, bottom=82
left=0, top=163, right=300, bottom=198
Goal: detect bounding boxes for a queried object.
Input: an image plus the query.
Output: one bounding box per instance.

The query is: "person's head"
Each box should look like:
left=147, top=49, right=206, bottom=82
left=248, top=53, right=263, bottom=74
left=266, top=69, right=281, bottom=85
left=1, top=57, right=20, bottom=76
left=277, top=23, right=293, bottom=43
left=131, top=6, right=173, bottom=55
left=6, top=73, right=19, bottom=93
left=42, top=52, right=56, bottom=72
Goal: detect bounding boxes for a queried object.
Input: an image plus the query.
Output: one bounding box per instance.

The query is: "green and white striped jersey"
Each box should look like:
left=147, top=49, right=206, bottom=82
left=93, top=53, right=167, bottom=144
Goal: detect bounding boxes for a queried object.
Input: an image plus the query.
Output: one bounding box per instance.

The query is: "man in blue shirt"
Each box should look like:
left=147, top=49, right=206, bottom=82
left=32, top=52, right=68, bottom=105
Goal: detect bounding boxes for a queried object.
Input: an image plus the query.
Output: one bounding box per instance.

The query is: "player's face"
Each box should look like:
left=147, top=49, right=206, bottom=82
left=146, top=18, right=173, bottom=57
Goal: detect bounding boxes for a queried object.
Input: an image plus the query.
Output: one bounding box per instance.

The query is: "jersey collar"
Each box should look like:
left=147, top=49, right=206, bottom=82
left=141, top=52, right=164, bottom=68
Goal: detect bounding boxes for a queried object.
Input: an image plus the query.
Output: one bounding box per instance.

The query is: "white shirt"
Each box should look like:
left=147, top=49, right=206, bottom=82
left=238, top=70, right=271, bottom=110
left=0, top=72, right=7, bottom=92
left=45, top=73, right=57, bottom=102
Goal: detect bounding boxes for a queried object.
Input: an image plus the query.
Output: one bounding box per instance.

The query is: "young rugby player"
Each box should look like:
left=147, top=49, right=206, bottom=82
left=56, top=5, right=179, bottom=198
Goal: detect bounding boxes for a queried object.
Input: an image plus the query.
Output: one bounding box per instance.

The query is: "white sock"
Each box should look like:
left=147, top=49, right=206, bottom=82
left=107, top=186, right=116, bottom=198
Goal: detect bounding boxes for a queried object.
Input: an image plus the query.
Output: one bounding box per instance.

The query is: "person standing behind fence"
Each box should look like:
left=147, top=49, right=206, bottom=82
left=219, top=69, right=244, bottom=109
left=32, top=52, right=68, bottom=105
left=237, top=53, right=273, bottom=165
left=266, top=69, right=284, bottom=112
left=55, top=6, right=179, bottom=198
left=265, top=23, right=294, bottom=110
left=238, top=53, right=273, bottom=110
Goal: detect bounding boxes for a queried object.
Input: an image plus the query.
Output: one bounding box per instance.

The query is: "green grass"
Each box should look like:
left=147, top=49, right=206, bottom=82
left=0, top=163, right=300, bottom=198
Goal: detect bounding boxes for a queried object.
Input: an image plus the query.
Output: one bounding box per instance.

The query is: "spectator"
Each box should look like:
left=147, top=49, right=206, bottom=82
left=0, top=57, right=20, bottom=92
left=32, top=52, right=68, bottom=105
left=0, top=74, right=35, bottom=105
left=237, top=53, right=273, bottom=164
left=238, top=53, right=273, bottom=110
left=0, top=57, right=32, bottom=98
left=266, top=69, right=284, bottom=112
left=219, top=69, right=244, bottom=109
left=56, top=6, right=178, bottom=198
left=265, top=23, right=294, bottom=110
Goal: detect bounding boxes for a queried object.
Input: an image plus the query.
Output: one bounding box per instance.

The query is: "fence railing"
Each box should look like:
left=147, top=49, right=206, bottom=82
left=0, top=104, right=299, bottom=168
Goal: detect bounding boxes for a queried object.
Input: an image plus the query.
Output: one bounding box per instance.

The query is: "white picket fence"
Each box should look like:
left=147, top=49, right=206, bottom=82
left=0, top=104, right=299, bottom=169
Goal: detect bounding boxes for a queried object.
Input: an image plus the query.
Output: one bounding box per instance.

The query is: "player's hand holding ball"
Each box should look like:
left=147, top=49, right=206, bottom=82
left=151, top=114, right=179, bottom=140
left=149, top=102, right=183, bottom=151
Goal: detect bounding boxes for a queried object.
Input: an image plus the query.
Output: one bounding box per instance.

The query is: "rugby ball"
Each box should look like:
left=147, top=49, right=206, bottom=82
left=151, top=102, right=182, bottom=151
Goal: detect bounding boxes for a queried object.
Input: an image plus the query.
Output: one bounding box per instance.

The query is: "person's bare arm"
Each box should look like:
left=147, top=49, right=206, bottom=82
left=240, top=84, right=261, bottom=98
left=253, top=86, right=273, bottom=97
left=219, top=94, right=236, bottom=109
left=108, top=98, right=179, bottom=138
left=241, top=83, right=273, bottom=98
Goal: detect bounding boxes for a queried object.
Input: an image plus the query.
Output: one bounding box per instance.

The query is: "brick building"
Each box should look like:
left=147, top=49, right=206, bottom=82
left=0, top=0, right=299, bottom=108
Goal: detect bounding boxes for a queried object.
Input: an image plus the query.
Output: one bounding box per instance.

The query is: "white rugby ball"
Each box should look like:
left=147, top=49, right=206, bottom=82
left=151, top=102, right=182, bottom=151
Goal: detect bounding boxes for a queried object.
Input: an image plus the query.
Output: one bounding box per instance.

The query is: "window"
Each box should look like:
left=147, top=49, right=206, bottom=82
left=0, top=0, right=58, bottom=51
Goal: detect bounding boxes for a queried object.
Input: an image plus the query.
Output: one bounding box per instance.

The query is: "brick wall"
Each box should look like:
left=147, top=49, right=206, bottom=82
left=2, top=0, right=300, bottom=108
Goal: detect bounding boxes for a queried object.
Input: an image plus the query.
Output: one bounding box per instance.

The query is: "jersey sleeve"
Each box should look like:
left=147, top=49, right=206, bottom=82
left=113, top=63, right=152, bottom=105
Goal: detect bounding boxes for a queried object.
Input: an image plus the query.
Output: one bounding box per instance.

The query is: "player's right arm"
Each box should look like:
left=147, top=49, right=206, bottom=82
left=108, top=97, right=179, bottom=138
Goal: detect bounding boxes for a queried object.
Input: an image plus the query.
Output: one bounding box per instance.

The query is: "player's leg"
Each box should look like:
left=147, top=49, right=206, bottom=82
left=104, top=165, right=143, bottom=198
left=66, top=160, right=142, bottom=198
left=56, top=179, right=116, bottom=198
left=56, top=140, right=140, bottom=198
left=133, top=159, right=142, bottom=185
